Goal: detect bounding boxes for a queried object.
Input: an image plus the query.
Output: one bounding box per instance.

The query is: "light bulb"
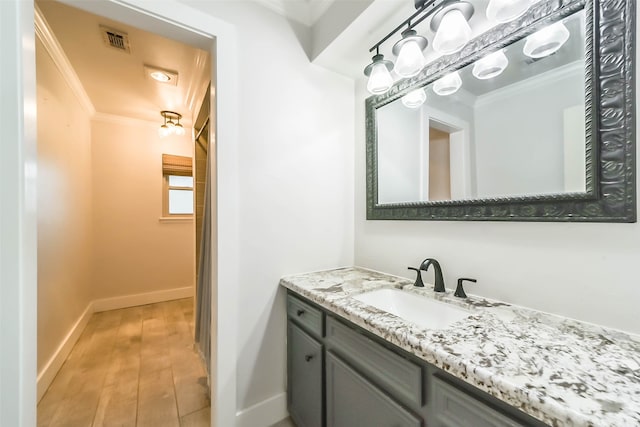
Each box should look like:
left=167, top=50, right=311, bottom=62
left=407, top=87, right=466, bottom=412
left=523, top=22, right=570, bottom=58
left=175, top=123, right=186, bottom=136
left=432, top=9, right=472, bottom=55
left=472, top=50, right=509, bottom=80
left=392, top=30, right=427, bottom=78
left=401, top=88, right=427, bottom=108
left=486, top=0, right=534, bottom=23
left=367, top=62, right=394, bottom=94
left=433, top=71, right=462, bottom=96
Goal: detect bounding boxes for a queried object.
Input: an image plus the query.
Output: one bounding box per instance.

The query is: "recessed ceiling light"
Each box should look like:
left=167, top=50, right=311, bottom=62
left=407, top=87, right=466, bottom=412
left=150, top=71, right=171, bottom=82
left=144, top=65, right=178, bottom=86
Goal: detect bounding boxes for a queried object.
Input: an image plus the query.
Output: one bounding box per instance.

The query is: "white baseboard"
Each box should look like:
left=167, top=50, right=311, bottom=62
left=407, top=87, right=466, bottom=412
left=92, top=286, right=193, bottom=312
left=37, top=302, right=93, bottom=402
left=37, top=286, right=194, bottom=402
left=236, top=392, right=288, bottom=427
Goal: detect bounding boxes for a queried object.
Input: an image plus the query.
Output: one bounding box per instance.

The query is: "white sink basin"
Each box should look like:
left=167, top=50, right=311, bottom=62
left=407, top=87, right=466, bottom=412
left=353, top=288, right=471, bottom=330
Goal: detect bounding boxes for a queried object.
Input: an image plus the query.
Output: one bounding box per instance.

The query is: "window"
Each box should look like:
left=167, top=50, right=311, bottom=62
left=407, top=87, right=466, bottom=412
left=162, top=154, right=194, bottom=216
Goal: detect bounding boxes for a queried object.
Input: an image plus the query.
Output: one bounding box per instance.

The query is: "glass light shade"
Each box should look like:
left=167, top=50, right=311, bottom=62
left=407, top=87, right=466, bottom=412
left=401, top=88, right=427, bottom=108
left=472, top=50, right=509, bottom=80
left=395, top=40, right=426, bottom=78
left=433, top=71, right=462, bottom=96
left=174, top=123, right=186, bottom=136
left=486, top=0, right=533, bottom=23
left=432, top=9, right=472, bottom=55
left=367, top=62, right=394, bottom=94
left=158, top=124, right=170, bottom=137
left=523, top=22, right=570, bottom=58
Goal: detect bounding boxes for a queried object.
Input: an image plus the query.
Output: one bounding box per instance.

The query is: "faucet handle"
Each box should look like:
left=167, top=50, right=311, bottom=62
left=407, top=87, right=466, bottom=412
left=407, top=267, right=425, bottom=287
left=455, top=278, right=476, bottom=298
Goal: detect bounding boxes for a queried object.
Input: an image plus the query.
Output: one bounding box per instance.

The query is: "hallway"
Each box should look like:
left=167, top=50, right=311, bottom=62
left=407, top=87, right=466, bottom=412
left=37, top=298, right=209, bottom=427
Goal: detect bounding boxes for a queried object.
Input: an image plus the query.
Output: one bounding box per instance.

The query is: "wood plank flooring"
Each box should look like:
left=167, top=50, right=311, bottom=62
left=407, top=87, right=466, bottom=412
left=38, top=298, right=210, bottom=427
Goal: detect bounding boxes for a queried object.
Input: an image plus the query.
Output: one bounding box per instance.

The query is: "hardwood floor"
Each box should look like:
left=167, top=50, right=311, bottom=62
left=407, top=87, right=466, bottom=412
left=38, top=298, right=210, bottom=427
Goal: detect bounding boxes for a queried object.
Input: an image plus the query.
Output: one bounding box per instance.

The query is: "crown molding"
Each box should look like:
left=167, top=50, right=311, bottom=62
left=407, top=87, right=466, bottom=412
left=92, top=111, right=193, bottom=129
left=34, top=5, right=96, bottom=116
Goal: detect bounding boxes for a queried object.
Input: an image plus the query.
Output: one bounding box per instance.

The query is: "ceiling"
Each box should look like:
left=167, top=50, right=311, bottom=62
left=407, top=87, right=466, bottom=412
left=254, top=0, right=337, bottom=26
left=35, top=0, right=211, bottom=126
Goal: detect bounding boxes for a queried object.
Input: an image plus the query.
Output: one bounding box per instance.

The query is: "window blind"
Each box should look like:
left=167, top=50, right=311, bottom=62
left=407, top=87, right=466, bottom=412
left=162, top=154, right=193, bottom=177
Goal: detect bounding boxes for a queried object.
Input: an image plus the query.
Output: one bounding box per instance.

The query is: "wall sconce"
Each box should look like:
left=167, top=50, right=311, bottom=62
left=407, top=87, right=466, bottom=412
left=159, top=111, right=185, bottom=137
left=364, top=0, right=535, bottom=95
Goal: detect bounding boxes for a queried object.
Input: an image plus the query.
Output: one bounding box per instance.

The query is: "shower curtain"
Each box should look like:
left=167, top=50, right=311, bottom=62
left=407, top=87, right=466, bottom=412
left=195, top=127, right=211, bottom=377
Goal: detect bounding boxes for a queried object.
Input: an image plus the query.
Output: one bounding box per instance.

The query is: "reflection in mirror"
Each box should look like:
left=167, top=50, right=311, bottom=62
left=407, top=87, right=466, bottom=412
left=376, top=9, right=586, bottom=204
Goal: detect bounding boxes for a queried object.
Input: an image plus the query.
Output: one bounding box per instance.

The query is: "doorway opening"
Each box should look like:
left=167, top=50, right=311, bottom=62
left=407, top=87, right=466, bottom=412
left=34, top=0, right=217, bottom=425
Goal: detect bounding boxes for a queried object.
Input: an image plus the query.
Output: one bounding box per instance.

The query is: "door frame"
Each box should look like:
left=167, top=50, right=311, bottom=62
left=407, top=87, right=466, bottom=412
left=0, top=1, right=239, bottom=426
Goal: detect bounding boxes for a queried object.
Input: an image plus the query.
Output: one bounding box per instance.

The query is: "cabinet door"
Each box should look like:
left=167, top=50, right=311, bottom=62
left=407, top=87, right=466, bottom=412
left=326, top=352, right=422, bottom=427
left=288, top=321, right=323, bottom=427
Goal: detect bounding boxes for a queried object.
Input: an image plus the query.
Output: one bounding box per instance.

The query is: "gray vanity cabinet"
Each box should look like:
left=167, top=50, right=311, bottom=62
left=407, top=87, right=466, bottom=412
left=286, top=291, right=547, bottom=427
left=326, top=352, right=422, bottom=427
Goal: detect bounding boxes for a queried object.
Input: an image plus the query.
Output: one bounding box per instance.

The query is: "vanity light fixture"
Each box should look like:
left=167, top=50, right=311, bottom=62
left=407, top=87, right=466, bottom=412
left=159, top=111, right=186, bottom=137
left=523, top=21, right=570, bottom=58
left=363, top=0, right=481, bottom=94
left=431, top=1, right=474, bottom=55
left=401, top=88, right=427, bottom=108
left=472, top=50, right=509, bottom=79
left=364, top=50, right=394, bottom=94
left=433, top=71, right=462, bottom=95
left=486, top=0, right=534, bottom=23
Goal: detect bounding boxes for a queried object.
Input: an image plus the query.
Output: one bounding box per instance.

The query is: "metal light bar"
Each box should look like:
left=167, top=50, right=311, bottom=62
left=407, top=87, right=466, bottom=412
left=368, top=0, right=443, bottom=53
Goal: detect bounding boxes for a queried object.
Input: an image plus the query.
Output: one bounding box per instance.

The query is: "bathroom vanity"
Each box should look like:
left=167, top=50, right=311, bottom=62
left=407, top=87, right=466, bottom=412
left=280, top=268, right=640, bottom=427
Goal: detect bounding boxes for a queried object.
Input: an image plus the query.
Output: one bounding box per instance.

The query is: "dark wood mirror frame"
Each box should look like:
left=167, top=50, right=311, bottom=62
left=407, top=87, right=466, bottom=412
left=365, top=0, right=635, bottom=222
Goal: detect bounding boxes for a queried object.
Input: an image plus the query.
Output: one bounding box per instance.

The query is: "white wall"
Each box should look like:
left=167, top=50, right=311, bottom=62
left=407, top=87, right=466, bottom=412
left=355, top=66, right=640, bottom=334
left=474, top=64, right=585, bottom=198
left=179, top=0, right=355, bottom=417
left=35, top=38, right=94, bottom=374
left=91, top=116, right=195, bottom=300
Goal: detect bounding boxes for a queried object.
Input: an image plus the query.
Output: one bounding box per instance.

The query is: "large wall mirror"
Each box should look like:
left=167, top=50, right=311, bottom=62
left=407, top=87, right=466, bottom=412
left=366, top=0, right=636, bottom=222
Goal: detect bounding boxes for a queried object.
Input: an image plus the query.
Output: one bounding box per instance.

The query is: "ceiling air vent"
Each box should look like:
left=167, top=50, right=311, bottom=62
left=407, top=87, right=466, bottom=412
left=100, top=25, right=131, bottom=53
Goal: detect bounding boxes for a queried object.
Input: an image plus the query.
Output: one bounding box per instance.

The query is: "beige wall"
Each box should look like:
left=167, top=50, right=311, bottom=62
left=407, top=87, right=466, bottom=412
left=36, top=38, right=93, bottom=373
left=90, top=118, right=195, bottom=299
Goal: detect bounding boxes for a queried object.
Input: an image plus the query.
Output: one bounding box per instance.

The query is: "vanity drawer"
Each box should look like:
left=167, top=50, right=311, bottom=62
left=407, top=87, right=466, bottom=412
left=325, top=316, right=423, bottom=407
left=287, top=294, right=323, bottom=338
left=432, top=376, right=525, bottom=427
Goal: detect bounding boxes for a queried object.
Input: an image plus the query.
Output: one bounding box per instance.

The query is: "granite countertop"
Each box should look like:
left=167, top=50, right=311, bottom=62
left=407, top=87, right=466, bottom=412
left=279, top=267, right=640, bottom=427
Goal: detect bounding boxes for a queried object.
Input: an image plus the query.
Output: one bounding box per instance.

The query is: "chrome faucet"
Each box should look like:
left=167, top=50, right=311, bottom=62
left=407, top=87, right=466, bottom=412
left=420, top=258, right=445, bottom=293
